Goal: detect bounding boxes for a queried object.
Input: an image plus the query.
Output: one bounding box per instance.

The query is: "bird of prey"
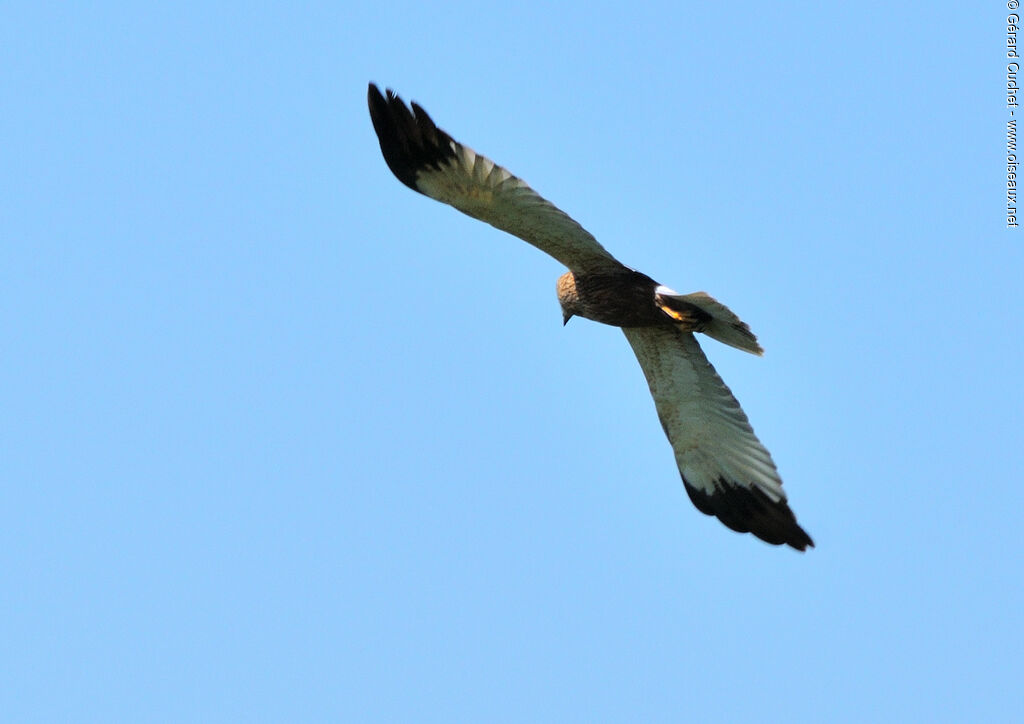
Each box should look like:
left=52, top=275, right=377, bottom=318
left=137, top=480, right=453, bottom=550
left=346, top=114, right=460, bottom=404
left=367, top=83, right=813, bottom=551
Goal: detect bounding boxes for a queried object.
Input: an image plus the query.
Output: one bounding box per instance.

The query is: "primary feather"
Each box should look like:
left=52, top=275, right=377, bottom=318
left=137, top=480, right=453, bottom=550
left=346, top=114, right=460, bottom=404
left=368, top=84, right=624, bottom=274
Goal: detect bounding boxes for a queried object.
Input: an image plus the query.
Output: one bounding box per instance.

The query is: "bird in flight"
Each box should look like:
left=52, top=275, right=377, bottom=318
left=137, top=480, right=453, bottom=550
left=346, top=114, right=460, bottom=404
left=367, top=83, right=813, bottom=551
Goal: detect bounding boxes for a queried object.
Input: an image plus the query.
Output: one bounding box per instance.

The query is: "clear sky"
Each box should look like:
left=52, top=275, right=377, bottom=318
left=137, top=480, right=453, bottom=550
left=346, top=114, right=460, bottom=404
left=2, top=2, right=1020, bottom=722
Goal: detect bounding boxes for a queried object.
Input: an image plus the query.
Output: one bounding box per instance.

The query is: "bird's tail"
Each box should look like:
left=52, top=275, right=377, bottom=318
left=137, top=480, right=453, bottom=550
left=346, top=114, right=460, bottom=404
left=656, top=290, right=764, bottom=355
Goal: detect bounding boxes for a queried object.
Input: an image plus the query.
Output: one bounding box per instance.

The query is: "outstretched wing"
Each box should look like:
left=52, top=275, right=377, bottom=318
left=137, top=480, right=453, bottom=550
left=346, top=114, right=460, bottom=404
left=622, top=326, right=813, bottom=550
left=367, top=83, right=626, bottom=275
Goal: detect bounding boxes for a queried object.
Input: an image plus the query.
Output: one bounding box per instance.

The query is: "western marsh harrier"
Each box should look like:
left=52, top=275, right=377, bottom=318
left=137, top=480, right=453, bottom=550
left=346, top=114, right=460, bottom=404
left=367, top=84, right=813, bottom=551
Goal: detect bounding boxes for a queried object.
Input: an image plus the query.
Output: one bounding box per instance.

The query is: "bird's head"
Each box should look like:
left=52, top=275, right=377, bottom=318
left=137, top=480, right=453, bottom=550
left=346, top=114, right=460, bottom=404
left=556, top=271, right=579, bottom=326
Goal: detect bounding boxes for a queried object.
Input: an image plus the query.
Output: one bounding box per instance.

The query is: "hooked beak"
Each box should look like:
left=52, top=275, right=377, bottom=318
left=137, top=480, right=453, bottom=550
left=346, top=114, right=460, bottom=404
left=562, top=311, right=573, bottom=326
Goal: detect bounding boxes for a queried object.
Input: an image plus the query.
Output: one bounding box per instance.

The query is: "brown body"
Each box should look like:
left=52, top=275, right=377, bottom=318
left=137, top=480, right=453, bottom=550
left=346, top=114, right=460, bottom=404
left=557, top=270, right=711, bottom=330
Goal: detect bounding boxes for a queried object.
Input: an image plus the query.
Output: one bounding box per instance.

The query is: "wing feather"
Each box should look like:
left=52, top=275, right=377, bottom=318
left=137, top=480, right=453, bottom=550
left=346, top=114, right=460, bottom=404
left=368, top=84, right=625, bottom=274
left=622, top=326, right=813, bottom=550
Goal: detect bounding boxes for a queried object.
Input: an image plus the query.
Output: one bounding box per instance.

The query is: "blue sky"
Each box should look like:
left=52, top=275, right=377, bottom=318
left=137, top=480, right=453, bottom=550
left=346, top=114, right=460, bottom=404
left=2, top=2, right=1020, bottom=722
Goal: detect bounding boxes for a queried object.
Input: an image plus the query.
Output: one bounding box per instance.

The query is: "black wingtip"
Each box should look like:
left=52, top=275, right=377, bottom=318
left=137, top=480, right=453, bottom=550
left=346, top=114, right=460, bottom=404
left=366, top=83, right=458, bottom=192
left=684, top=478, right=814, bottom=552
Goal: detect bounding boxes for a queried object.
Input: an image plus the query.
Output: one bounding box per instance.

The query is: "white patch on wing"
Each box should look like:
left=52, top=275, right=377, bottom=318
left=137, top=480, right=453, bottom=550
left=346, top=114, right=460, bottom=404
left=410, top=138, right=623, bottom=273
left=622, top=326, right=786, bottom=503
